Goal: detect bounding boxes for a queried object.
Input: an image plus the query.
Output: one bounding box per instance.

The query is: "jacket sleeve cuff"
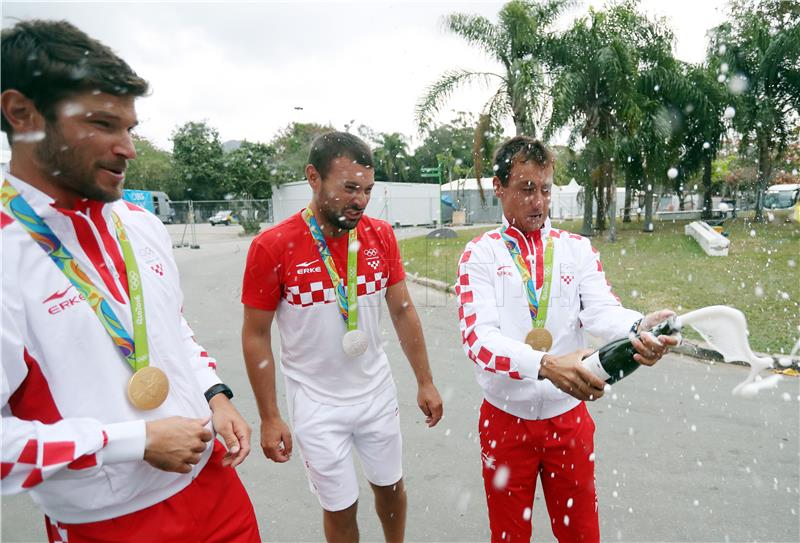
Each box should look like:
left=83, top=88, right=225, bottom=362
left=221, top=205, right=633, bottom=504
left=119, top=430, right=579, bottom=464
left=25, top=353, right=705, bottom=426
left=195, top=368, right=223, bottom=396
left=518, top=346, right=545, bottom=380
left=101, top=420, right=146, bottom=464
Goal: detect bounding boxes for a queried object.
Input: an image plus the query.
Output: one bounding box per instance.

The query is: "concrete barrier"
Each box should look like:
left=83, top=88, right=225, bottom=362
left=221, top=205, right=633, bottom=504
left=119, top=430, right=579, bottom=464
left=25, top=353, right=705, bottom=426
left=685, top=220, right=730, bottom=256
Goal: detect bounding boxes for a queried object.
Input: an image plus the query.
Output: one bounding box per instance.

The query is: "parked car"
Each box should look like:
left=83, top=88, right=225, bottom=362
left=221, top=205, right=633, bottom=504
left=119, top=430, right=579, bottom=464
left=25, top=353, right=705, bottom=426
left=209, top=210, right=235, bottom=226
left=764, top=184, right=800, bottom=222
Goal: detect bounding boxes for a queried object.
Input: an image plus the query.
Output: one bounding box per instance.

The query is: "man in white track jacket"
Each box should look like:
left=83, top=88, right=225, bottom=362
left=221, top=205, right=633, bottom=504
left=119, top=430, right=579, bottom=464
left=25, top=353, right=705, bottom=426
left=1, top=20, right=260, bottom=542
left=456, top=136, right=677, bottom=542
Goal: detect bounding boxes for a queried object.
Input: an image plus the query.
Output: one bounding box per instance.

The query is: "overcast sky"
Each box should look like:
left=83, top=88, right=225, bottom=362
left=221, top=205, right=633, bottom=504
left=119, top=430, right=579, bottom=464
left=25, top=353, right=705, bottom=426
left=2, top=0, right=728, bottom=154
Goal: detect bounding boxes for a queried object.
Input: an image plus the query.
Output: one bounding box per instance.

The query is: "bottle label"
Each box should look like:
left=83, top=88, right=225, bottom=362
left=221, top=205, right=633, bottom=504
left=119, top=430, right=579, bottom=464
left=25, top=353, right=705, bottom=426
left=581, top=351, right=610, bottom=381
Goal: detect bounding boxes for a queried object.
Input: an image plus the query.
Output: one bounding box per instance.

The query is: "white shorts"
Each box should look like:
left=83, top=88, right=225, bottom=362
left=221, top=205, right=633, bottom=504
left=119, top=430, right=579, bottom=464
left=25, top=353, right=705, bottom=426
left=286, top=380, right=403, bottom=512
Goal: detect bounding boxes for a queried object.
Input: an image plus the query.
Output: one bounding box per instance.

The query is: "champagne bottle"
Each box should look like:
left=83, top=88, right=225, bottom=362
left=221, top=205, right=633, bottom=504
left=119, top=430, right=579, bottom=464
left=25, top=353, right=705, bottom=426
left=581, top=317, right=682, bottom=384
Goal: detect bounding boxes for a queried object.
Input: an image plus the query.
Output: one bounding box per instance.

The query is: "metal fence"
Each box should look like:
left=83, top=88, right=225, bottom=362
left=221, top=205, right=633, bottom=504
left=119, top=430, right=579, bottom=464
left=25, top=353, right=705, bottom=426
left=170, top=199, right=272, bottom=225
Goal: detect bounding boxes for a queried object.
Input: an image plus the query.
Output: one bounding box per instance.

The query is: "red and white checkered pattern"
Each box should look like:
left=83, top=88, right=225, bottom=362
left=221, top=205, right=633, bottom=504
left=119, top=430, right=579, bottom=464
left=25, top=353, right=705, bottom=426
left=561, top=274, right=574, bottom=285
left=283, top=273, right=388, bottom=307
left=1, top=428, right=108, bottom=494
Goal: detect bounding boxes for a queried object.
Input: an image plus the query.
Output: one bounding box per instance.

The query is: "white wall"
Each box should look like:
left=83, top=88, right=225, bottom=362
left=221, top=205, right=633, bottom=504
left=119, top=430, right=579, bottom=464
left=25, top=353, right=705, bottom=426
left=271, top=181, right=440, bottom=226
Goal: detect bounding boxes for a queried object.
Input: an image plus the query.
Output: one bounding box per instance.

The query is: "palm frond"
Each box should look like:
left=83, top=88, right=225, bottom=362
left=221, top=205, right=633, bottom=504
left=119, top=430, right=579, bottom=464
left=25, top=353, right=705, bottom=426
left=415, top=69, right=502, bottom=132
left=445, top=14, right=504, bottom=63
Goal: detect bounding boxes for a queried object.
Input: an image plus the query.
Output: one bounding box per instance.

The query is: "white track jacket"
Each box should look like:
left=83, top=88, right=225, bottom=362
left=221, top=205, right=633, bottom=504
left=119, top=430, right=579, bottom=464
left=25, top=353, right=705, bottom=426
left=1, top=172, right=221, bottom=523
left=456, top=217, right=642, bottom=420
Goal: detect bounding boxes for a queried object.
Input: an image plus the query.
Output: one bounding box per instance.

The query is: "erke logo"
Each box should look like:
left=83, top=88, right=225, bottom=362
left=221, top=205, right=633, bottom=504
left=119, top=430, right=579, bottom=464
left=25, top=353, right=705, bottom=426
left=496, top=265, right=513, bottom=277
left=296, top=259, right=321, bottom=275
left=43, top=285, right=86, bottom=315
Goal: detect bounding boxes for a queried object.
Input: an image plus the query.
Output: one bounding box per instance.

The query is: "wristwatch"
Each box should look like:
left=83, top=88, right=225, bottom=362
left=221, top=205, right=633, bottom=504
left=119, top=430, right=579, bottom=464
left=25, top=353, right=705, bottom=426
left=204, top=383, right=234, bottom=402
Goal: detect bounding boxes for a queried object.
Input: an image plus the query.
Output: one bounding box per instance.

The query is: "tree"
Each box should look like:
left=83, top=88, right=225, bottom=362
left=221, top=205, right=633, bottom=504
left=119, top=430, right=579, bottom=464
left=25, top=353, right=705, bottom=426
left=270, top=122, right=334, bottom=181
left=171, top=121, right=228, bottom=201
left=372, top=132, right=414, bottom=182
left=708, top=0, right=800, bottom=221
left=547, top=1, right=683, bottom=238
left=674, top=63, right=728, bottom=219
left=547, top=1, right=650, bottom=237
left=414, top=112, right=503, bottom=182
left=224, top=141, right=277, bottom=199
left=124, top=135, right=181, bottom=198
left=416, top=0, right=571, bottom=136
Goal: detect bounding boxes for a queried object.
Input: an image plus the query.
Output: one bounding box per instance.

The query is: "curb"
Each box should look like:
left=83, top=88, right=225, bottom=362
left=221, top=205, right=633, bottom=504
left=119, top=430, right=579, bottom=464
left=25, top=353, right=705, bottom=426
left=407, top=274, right=456, bottom=294
left=405, top=274, right=799, bottom=373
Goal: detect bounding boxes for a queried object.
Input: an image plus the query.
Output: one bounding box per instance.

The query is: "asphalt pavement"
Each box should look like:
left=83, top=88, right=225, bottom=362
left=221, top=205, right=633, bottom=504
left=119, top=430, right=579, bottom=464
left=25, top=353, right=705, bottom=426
left=2, top=223, right=798, bottom=542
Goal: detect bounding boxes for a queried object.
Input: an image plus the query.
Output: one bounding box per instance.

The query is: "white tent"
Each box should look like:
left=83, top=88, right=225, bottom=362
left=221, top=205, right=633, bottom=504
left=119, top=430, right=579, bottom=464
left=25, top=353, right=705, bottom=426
left=550, top=179, right=582, bottom=219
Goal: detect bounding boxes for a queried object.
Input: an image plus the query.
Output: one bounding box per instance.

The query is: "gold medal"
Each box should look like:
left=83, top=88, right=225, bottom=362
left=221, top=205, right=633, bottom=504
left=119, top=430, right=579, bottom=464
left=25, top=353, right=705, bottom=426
left=525, top=328, right=553, bottom=352
left=127, top=366, right=169, bottom=410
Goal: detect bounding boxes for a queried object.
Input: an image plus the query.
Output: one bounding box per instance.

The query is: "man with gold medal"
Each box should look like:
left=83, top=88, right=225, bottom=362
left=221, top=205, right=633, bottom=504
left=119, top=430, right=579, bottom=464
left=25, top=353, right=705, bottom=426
left=0, top=20, right=260, bottom=541
left=456, top=136, right=676, bottom=542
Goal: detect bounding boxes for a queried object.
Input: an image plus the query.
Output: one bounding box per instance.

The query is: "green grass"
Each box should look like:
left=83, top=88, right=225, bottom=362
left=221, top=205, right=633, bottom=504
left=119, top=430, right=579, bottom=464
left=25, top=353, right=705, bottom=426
left=398, top=218, right=800, bottom=354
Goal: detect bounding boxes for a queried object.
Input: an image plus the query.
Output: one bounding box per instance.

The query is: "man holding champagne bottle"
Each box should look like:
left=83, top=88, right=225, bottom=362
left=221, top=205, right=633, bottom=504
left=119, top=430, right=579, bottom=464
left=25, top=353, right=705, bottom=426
left=456, top=136, right=678, bottom=542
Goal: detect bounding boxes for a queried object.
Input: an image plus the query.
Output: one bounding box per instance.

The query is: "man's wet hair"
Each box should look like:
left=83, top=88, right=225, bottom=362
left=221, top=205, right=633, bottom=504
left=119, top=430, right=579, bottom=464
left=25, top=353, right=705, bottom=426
left=1, top=19, right=149, bottom=138
left=308, top=131, right=374, bottom=180
left=493, top=136, right=553, bottom=186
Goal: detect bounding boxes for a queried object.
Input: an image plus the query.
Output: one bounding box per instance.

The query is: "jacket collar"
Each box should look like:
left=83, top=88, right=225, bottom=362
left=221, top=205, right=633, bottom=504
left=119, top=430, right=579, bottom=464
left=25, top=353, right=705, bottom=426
left=3, top=165, right=109, bottom=221
left=501, top=214, right=552, bottom=247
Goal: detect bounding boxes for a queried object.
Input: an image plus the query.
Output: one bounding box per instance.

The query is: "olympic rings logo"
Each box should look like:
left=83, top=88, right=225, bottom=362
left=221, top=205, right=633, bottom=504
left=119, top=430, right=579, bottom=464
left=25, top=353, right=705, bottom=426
left=364, top=248, right=379, bottom=258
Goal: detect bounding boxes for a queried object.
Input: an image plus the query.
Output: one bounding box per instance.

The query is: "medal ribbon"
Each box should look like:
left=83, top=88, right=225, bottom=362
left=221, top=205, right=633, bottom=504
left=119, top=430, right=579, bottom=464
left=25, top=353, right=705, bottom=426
left=302, top=207, right=358, bottom=331
left=500, top=225, right=554, bottom=328
left=2, top=180, right=149, bottom=371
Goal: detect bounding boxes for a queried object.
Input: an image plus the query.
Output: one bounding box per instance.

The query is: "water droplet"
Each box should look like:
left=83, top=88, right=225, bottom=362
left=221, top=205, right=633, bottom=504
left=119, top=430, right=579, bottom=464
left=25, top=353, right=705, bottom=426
left=493, top=465, right=510, bottom=489
left=728, top=74, right=748, bottom=94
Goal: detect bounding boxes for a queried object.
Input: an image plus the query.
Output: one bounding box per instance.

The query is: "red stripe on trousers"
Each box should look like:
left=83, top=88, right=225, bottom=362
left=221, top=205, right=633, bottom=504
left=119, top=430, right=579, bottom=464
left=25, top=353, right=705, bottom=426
left=479, top=401, right=599, bottom=542
left=49, top=441, right=261, bottom=543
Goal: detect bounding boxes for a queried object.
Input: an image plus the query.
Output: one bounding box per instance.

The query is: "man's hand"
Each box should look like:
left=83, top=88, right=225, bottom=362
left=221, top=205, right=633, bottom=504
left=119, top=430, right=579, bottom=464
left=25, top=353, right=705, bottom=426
left=144, top=416, right=213, bottom=473
left=260, top=417, right=292, bottom=463
left=209, top=395, right=251, bottom=468
left=632, top=309, right=680, bottom=366
left=538, top=349, right=606, bottom=401
left=417, top=381, right=444, bottom=427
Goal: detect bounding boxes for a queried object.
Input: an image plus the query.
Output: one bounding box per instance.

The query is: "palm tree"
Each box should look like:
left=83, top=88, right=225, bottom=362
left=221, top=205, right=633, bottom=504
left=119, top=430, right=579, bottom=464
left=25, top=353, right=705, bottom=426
left=546, top=3, right=646, bottom=237
left=373, top=133, right=412, bottom=182
left=677, top=63, right=728, bottom=220
left=547, top=1, right=681, bottom=238
left=709, top=0, right=800, bottom=221
left=416, top=0, right=570, bottom=137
